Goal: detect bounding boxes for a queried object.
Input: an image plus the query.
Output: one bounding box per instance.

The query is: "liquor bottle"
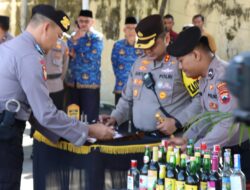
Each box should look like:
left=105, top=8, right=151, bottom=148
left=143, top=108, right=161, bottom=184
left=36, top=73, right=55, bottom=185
left=222, top=151, right=232, bottom=190
left=188, top=139, right=195, bottom=156
left=176, top=154, right=187, bottom=190
left=166, top=146, right=173, bottom=171
left=195, top=152, right=202, bottom=177
left=140, top=146, right=151, bottom=190
left=213, top=145, right=223, bottom=173
left=208, top=155, right=221, bottom=190
left=127, top=160, right=140, bottom=190
left=199, top=154, right=211, bottom=190
left=230, top=154, right=246, bottom=190
left=156, top=164, right=166, bottom=190
left=174, top=147, right=181, bottom=171
left=165, top=152, right=176, bottom=190
left=148, top=146, right=159, bottom=190
left=185, top=156, right=199, bottom=189
left=158, top=145, right=166, bottom=166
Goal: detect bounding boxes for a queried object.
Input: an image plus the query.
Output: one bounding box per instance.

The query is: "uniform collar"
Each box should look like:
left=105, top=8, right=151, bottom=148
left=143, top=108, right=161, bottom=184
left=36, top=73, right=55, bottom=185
left=23, top=31, right=45, bottom=56
left=152, top=53, right=171, bottom=70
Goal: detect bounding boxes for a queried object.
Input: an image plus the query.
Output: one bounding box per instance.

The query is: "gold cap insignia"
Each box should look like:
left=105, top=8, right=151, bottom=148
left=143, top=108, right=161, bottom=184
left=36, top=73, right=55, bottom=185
left=138, top=31, right=143, bottom=37
left=60, top=16, right=70, bottom=30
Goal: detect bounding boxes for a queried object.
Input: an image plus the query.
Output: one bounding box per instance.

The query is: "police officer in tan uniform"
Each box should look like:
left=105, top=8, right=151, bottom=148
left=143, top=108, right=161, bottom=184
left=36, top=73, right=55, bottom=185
left=0, top=5, right=114, bottom=189
left=101, top=15, right=201, bottom=135
left=46, top=38, right=69, bottom=110
left=167, top=27, right=250, bottom=178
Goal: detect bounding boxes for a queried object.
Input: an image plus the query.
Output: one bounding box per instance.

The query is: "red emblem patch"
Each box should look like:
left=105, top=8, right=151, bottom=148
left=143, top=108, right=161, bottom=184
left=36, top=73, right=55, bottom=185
left=209, top=102, right=218, bottom=110
left=217, top=82, right=231, bottom=104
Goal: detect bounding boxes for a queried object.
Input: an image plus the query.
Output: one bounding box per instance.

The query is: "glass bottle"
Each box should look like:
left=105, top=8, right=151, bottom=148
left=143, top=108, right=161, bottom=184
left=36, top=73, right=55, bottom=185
left=199, top=154, right=210, bottom=190
left=158, top=145, right=166, bottom=166
left=127, top=160, right=140, bottom=190
left=230, top=154, right=246, bottom=190
left=165, top=152, right=176, bottom=190
left=148, top=146, right=159, bottom=190
left=222, top=151, right=232, bottom=190
left=208, top=155, right=221, bottom=190
left=156, top=164, right=166, bottom=190
left=139, top=146, right=151, bottom=190
left=185, top=156, right=199, bottom=189
left=176, top=154, right=187, bottom=190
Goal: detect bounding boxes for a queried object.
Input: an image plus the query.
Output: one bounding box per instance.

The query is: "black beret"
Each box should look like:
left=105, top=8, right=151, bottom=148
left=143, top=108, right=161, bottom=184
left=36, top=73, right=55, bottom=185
left=79, top=10, right=93, bottom=18
left=167, top=26, right=201, bottom=57
left=125, top=16, right=137, bottom=24
left=135, top=14, right=164, bottom=49
left=0, top=15, right=10, bottom=31
left=31, top=4, right=70, bottom=32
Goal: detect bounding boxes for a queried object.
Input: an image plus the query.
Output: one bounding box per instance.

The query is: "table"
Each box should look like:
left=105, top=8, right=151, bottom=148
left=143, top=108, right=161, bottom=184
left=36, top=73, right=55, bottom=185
left=32, top=130, right=162, bottom=190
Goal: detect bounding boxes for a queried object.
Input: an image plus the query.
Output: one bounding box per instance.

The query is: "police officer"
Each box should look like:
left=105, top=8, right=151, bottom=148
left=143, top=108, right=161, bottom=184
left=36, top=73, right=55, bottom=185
left=167, top=27, right=249, bottom=178
left=0, top=15, right=13, bottom=44
left=46, top=38, right=69, bottom=110
left=111, top=16, right=143, bottom=105
left=65, top=9, right=103, bottom=124
left=101, top=15, right=201, bottom=135
left=0, top=4, right=114, bottom=189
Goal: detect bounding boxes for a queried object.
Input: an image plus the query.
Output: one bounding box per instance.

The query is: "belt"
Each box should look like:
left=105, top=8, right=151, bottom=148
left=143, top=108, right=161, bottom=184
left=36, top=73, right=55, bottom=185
left=47, top=73, right=61, bottom=80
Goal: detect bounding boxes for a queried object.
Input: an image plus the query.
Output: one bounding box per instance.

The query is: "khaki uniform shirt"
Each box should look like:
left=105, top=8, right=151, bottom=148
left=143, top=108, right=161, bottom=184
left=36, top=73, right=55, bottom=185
left=45, top=39, right=69, bottom=93
left=111, top=54, right=201, bottom=131
left=0, top=31, right=88, bottom=146
left=184, top=56, right=249, bottom=149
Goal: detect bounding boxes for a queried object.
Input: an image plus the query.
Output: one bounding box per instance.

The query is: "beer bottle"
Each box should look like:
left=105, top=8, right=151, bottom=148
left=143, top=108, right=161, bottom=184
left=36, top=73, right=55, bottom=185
left=139, top=146, right=151, bottom=190
left=176, top=154, right=187, bottom=190
left=127, top=160, right=140, bottom=190
left=165, top=152, right=176, bottom=190
left=199, top=154, right=211, bottom=190
left=156, top=164, right=166, bottom=190
left=185, top=156, right=199, bottom=190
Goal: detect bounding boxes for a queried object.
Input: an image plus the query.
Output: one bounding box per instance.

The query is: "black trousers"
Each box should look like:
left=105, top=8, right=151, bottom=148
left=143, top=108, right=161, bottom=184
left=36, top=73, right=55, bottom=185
left=0, top=119, right=26, bottom=190
left=49, top=89, right=65, bottom=111
left=115, top=93, right=122, bottom=106
left=66, top=87, right=100, bottom=123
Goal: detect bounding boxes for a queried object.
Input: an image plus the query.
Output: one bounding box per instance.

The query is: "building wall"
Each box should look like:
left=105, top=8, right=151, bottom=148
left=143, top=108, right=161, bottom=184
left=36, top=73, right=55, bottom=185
left=1, top=0, right=250, bottom=105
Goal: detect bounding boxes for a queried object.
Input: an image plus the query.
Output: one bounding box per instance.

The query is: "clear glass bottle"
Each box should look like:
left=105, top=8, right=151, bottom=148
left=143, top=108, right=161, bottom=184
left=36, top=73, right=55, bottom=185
left=139, top=146, right=151, bottom=190
left=127, top=160, right=140, bottom=190
left=230, top=154, right=246, bottom=190
left=222, top=150, right=232, bottom=190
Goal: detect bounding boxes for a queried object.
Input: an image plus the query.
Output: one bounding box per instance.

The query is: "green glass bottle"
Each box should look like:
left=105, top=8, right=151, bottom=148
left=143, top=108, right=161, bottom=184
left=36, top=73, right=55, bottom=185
left=174, top=147, right=181, bottom=172
left=139, top=146, right=151, bottom=189
left=176, top=154, right=187, bottom=190
left=158, top=145, right=166, bottom=166
left=185, top=156, right=199, bottom=190
left=199, top=154, right=211, bottom=190
left=148, top=146, right=159, bottom=190
left=165, top=152, right=176, bottom=190
left=195, top=152, right=202, bottom=177
left=156, top=164, right=166, bottom=190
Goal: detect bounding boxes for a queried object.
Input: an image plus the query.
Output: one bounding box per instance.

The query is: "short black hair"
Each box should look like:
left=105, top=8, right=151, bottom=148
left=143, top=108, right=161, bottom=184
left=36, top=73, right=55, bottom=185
left=192, top=14, right=205, bottom=22
left=163, top=14, right=174, bottom=21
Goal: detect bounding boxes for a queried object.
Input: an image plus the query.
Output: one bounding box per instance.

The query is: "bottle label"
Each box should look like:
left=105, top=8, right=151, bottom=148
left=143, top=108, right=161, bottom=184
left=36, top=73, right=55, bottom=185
left=144, top=155, right=149, bottom=163
left=222, top=177, right=231, bottom=190
left=176, top=180, right=185, bottom=190
left=156, top=184, right=164, bottom=190
left=230, top=176, right=243, bottom=190
left=148, top=170, right=157, bottom=190
left=207, top=181, right=215, bottom=190
left=185, top=184, right=198, bottom=190
left=139, top=175, right=148, bottom=189
left=199, top=181, right=207, bottom=190
left=164, top=178, right=175, bottom=190
left=127, top=176, right=134, bottom=190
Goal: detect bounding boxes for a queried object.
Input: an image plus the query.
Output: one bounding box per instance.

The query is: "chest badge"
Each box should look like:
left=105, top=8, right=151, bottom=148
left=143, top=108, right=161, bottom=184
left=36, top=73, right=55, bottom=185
left=217, top=82, right=231, bottom=104
left=133, top=89, right=138, bottom=97
left=142, top=59, right=150, bottom=65
left=209, top=102, right=218, bottom=110
left=209, top=84, right=214, bottom=91
left=159, top=91, right=167, bottom=99
left=164, top=55, right=170, bottom=62
left=208, top=68, right=214, bottom=80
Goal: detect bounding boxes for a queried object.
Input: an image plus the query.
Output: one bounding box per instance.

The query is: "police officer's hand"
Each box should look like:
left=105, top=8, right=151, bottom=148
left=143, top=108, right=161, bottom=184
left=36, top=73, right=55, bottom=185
left=99, top=114, right=116, bottom=126
left=168, top=137, right=188, bottom=152
left=88, top=123, right=115, bottom=140
left=156, top=118, right=177, bottom=135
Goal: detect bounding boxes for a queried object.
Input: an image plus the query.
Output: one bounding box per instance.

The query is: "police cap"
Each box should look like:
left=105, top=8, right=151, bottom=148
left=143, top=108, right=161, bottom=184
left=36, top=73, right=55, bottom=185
left=32, top=4, right=70, bottom=32
left=79, top=10, right=93, bottom=18
left=135, top=14, right=165, bottom=49
left=125, top=16, right=137, bottom=24
left=0, top=15, right=10, bottom=31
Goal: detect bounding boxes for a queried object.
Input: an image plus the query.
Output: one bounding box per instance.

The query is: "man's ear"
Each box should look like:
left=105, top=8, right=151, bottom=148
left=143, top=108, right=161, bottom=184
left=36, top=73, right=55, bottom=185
left=193, top=49, right=201, bottom=61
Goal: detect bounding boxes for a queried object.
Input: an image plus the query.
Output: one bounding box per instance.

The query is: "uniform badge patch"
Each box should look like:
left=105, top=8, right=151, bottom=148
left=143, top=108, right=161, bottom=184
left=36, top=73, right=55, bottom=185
left=159, top=91, right=167, bottom=99
left=133, top=89, right=138, bottom=97
left=209, top=102, right=218, bottom=110
left=142, top=59, right=150, bottom=65
left=162, top=68, right=173, bottom=73
left=209, top=84, right=214, bottom=90
left=217, top=82, right=231, bottom=104
left=164, top=55, right=170, bottom=62
left=139, top=65, right=147, bottom=71
left=133, top=79, right=143, bottom=86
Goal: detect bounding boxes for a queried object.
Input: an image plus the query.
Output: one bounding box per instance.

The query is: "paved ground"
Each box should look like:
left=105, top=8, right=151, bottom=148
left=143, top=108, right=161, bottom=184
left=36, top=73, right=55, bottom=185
left=21, top=123, right=33, bottom=190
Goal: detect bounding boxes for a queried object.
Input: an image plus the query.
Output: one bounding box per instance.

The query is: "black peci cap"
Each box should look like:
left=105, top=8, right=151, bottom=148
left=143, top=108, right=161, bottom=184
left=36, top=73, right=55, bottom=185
left=125, top=16, right=137, bottom=24
left=135, top=14, right=165, bottom=49
left=167, top=26, right=202, bottom=57
left=79, top=10, right=93, bottom=18
left=0, top=15, right=10, bottom=31
left=31, top=4, right=70, bottom=32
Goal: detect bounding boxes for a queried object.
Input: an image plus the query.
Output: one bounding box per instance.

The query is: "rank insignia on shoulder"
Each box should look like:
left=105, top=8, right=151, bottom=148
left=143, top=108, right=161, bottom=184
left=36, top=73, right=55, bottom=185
left=217, top=82, right=231, bottom=104
left=119, top=49, right=125, bottom=55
